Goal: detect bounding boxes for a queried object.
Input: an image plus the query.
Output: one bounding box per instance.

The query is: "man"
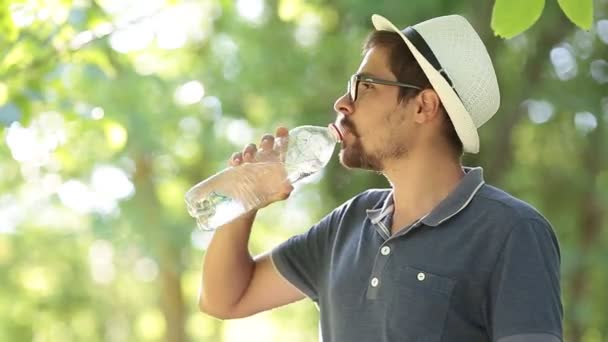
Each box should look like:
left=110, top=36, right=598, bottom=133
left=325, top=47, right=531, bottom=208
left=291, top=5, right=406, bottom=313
left=199, top=14, right=563, bottom=342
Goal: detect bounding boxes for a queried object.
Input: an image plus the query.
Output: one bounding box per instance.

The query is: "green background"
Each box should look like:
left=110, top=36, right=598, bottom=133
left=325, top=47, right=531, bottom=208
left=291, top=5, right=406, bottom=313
left=0, top=0, right=606, bottom=341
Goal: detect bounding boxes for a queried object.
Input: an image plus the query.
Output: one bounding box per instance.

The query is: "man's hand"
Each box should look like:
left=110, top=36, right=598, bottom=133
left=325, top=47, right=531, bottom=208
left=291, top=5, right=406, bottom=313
left=228, top=127, right=294, bottom=208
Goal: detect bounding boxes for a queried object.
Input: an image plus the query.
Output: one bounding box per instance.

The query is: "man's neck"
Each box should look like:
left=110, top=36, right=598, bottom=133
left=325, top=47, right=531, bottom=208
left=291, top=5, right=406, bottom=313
left=382, top=149, right=465, bottom=235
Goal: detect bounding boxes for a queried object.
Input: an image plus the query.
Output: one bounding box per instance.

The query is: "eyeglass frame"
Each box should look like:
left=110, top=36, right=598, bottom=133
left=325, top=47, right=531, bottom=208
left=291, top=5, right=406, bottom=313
left=347, top=73, right=423, bottom=102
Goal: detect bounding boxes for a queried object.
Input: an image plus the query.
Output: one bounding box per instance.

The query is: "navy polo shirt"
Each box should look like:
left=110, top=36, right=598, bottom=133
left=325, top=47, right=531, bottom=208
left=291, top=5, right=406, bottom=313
left=271, top=167, right=563, bottom=342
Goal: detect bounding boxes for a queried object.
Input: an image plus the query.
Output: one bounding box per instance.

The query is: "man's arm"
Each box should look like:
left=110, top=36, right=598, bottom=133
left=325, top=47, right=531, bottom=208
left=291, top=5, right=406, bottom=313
left=488, top=218, right=563, bottom=342
left=199, top=210, right=305, bottom=319
left=198, top=127, right=305, bottom=319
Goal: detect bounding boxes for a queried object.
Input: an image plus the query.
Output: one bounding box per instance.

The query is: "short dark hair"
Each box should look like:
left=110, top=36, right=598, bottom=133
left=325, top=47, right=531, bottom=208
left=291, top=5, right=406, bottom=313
left=362, top=31, right=463, bottom=157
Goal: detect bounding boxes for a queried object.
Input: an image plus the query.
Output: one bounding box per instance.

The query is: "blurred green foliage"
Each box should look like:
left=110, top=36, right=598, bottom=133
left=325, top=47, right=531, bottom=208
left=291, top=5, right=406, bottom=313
left=491, top=0, right=594, bottom=38
left=0, top=0, right=607, bottom=341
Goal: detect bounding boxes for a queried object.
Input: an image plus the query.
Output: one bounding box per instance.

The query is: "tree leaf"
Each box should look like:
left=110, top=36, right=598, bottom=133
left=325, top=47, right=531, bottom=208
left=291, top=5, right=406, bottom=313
left=491, top=0, right=545, bottom=38
left=0, top=4, right=19, bottom=43
left=557, top=0, right=593, bottom=30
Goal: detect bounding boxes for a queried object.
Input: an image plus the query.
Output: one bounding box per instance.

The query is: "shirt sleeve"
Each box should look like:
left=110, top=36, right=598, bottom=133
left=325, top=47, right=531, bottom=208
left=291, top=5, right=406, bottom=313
left=488, top=218, right=563, bottom=342
left=270, top=206, right=342, bottom=302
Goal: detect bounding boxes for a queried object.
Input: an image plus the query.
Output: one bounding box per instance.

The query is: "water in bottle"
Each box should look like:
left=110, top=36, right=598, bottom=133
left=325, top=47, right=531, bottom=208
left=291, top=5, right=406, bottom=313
left=185, top=124, right=342, bottom=230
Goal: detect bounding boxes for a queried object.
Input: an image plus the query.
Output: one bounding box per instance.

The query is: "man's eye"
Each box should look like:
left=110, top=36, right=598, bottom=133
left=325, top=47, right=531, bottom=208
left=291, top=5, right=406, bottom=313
left=361, top=82, right=373, bottom=89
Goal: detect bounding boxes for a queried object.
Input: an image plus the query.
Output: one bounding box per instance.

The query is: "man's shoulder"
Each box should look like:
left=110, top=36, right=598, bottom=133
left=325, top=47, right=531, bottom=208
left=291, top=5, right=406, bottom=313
left=474, top=183, right=551, bottom=227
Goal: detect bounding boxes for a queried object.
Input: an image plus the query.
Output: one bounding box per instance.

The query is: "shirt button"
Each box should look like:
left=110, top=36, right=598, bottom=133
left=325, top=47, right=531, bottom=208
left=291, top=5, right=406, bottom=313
left=417, top=272, right=426, bottom=281
left=381, top=246, right=391, bottom=256
left=371, top=277, right=379, bottom=287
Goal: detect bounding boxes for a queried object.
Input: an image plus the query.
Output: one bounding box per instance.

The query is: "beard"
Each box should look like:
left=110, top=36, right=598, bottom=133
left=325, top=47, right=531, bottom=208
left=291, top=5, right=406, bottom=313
left=338, top=118, right=408, bottom=172
left=340, top=139, right=383, bottom=171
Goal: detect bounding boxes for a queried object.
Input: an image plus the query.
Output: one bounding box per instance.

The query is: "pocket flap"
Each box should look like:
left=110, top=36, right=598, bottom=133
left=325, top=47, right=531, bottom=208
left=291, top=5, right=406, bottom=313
left=399, top=266, right=456, bottom=296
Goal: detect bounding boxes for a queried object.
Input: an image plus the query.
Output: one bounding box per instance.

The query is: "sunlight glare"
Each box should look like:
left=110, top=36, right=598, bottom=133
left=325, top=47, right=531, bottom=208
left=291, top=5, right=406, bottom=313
left=550, top=44, right=577, bottom=80
left=92, top=165, right=134, bottom=200
left=222, top=119, right=254, bottom=147
left=58, top=180, right=94, bottom=213
left=524, top=99, right=554, bottom=124
left=6, top=112, right=66, bottom=166
left=174, top=81, right=205, bottom=106
left=294, top=12, right=322, bottom=47
left=574, top=112, right=597, bottom=134
left=89, top=240, right=116, bottom=284
left=236, top=0, right=265, bottom=25
left=133, top=257, right=159, bottom=282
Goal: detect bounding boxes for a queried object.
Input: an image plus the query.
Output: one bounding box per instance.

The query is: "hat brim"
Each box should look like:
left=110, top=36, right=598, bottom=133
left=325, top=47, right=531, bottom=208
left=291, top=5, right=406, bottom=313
left=371, top=14, right=480, bottom=154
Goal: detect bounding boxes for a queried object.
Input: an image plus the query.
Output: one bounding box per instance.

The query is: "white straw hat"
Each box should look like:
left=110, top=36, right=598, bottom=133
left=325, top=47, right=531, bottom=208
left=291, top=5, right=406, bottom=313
left=371, top=14, right=500, bottom=154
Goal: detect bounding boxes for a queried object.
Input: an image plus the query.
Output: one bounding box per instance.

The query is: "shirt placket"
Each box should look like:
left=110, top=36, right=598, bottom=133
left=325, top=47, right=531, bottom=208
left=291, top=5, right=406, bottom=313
left=366, top=215, right=425, bottom=300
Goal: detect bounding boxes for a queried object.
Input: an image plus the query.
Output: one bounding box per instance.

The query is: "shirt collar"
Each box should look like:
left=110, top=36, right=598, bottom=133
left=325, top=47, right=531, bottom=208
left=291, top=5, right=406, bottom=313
left=366, top=167, right=485, bottom=228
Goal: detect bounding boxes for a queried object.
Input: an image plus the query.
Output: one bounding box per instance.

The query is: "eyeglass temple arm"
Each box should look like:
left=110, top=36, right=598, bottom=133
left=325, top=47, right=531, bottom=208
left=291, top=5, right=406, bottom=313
left=359, top=76, right=422, bottom=90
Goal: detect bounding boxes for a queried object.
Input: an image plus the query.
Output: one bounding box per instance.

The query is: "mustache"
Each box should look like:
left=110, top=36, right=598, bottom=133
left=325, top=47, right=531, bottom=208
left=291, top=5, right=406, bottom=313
left=339, top=118, right=359, bottom=137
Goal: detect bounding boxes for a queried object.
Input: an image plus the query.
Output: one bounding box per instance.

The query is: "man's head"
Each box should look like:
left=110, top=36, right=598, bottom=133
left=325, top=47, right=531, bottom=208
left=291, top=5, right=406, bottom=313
left=363, top=30, right=464, bottom=156
left=333, top=14, right=500, bottom=171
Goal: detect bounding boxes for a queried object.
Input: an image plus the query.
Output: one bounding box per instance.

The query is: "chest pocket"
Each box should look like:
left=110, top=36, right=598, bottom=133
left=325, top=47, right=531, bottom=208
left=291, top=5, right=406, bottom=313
left=388, top=266, right=455, bottom=342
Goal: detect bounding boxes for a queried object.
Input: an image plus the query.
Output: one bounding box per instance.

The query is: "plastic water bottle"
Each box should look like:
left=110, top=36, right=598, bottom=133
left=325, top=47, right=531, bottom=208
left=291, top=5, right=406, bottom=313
left=185, top=124, right=342, bottom=230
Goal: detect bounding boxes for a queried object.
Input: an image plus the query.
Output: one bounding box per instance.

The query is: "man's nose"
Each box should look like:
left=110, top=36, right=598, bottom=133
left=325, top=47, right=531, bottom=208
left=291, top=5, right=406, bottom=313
left=333, top=92, right=354, bottom=117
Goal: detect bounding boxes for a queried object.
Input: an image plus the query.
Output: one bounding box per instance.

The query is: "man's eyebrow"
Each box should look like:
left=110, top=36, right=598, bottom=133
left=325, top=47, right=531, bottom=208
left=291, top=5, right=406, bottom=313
left=356, top=72, right=379, bottom=78
left=357, top=72, right=395, bottom=81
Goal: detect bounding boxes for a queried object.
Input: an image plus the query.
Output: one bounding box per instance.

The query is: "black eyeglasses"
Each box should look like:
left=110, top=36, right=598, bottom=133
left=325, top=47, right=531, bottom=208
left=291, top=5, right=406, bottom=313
left=347, top=74, right=423, bottom=102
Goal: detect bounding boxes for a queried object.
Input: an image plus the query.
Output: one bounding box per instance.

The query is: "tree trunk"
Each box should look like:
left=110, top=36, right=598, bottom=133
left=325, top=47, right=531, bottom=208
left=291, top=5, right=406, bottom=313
left=160, top=245, right=187, bottom=342
left=133, top=154, right=187, bottom=342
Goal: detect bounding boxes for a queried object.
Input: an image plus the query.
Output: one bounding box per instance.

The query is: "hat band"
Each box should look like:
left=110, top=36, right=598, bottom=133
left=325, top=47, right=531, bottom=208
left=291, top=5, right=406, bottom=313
left=402, top=27, right=460, bottom=98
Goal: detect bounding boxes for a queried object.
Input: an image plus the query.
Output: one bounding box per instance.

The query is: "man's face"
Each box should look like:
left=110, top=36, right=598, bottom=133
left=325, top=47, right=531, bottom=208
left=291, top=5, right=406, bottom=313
left=333, top=47, right=418, bottom=171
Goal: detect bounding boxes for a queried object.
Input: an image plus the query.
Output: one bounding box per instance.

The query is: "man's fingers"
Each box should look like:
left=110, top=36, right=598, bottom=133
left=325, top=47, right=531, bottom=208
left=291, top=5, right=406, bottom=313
left=275, top=127, right=289, bottom=137
left=274, top=127, right=289, bottom=160
left=259, top=134, right=275, bottom=152
left=242, top=143, right=257, bottom=162
left=229, top=128, right=289, bottom=167
left=229, top=152, right=243, bottom=166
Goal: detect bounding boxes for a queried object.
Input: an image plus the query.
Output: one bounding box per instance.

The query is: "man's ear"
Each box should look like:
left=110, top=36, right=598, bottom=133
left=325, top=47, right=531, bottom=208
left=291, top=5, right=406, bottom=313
left=413, top=89, right=442, bottom=123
